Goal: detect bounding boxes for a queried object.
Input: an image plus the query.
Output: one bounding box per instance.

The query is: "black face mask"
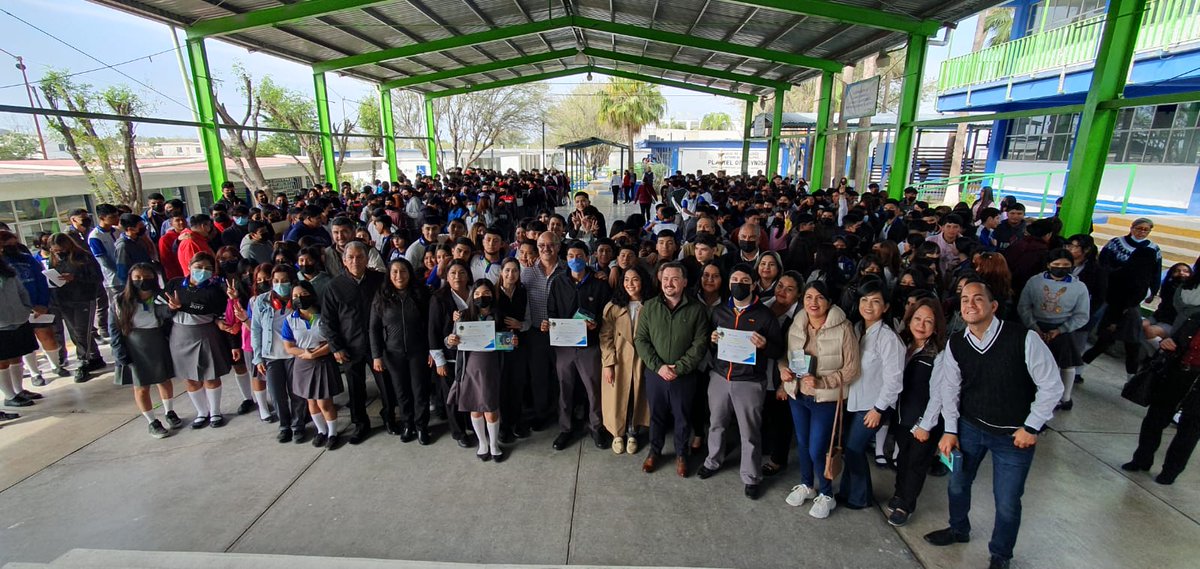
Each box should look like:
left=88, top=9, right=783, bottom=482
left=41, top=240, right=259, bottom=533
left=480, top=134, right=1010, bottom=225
left=474, top=296, right=493, bottom=309
left=730, top=282, right=752, bottom=301
left=1049, top=267, right=1072, bottom=279
left=738, top=240, right=757, bottom=253
left=880, top=210, right=895, bottom=221
left=134, top=279, right=158, bottom=293
left=820, top=218, right=835, bottom=227
left=220, top=260, right=239, bottom=276
left=301, top=264, right=319, bottom=275
left=255, top=281, right=270, bottom=294
left=292, top=295, right=314, bottom=310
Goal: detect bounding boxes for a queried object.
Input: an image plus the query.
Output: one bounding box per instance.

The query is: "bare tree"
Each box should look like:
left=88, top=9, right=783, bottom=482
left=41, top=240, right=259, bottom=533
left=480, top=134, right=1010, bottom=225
left=213, top=66, right=269, bottom=194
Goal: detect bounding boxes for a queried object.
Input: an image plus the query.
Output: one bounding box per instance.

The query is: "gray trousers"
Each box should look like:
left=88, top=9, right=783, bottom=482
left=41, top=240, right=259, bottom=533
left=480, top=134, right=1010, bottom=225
left=704, top=372, right=765, bottom=485
left=554, top=345, right=603, bottom=434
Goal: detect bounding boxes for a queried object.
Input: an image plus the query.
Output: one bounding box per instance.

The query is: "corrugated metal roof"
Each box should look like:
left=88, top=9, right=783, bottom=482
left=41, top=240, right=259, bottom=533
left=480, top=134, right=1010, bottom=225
left=88, top=0, right=1005, bottom=95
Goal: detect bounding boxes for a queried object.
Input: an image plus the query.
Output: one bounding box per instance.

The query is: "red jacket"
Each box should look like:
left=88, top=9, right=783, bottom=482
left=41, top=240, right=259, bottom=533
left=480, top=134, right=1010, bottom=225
left=175, top=229, right=213, bottom=275
left=158, top=230, right=183, bottom=280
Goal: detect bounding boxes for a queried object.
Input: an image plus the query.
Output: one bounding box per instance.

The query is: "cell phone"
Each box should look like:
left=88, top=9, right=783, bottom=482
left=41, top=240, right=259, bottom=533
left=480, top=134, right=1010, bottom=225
left=939, top=449, right=962, bottom=473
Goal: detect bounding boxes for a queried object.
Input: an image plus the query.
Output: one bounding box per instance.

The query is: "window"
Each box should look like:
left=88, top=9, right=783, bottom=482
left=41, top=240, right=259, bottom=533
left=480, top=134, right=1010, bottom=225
left=1004, top=103, right=1200, bottom=165
left=1031, top=0, right=1107, bottom=34
left=54, top=195, right=90, bottom=224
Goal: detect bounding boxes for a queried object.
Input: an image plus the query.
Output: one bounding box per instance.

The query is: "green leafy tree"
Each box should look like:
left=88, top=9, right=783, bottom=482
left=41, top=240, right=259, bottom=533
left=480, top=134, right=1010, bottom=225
left=258, top=77, right=356, bottom=183
left=700, top=112, right=733, bottom=130
left=212, top=63, right=268, bottom=193
left=39, top=69, right=148, bottom=208
left=598, top=78, right=667, bottom=171
left=983, top=8, right=1014, bottom=47
left=0, top=131, right=37, bottom=160
left=547, top=83, right=623, bottom=173
left=357, top=94, right=382, bottom=180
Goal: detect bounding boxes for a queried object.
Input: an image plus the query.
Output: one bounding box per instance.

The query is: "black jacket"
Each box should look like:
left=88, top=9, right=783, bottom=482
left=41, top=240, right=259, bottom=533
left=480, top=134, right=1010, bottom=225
left=428, top=287, right=461, bottom=363
left=49, top=253, right=101, bottom=304
left=547, top=271, right=612, bottom=346
left=319, top=269, right=385, bottom=355
left=708, top=300, right=784, bottom=382
left=164, top=277, right=226, bottom=317
left=878, top=217, right=908, bottom=243
left=370, top=287, right=430, bottom=359
left=895, top=350, right=939, bottom=429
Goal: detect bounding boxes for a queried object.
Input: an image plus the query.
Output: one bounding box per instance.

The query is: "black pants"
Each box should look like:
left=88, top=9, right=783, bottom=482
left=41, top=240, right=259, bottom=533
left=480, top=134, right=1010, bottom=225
left=639, top=203, right=652, bottom=220
left=384, top=352, right=431, bottom=428
left=501, top=341, right=529, bottom=432
left=1132, top=365, right=1200, bottom=476
left=761, top=390, right=794, bottom=467
left=431, top=361, right=467, bottom=439
left=523, top=330, right=556, bottom=423
left=690, top=369, right=711, bottom=440
left=342, top=347, right=394, bottom=428
left=1083, top=305, right=1141, bottom=374
left=59, top=299, right=100, bottom=362
left=263, top=358, right=303, bottom=431
left=611, top=185, right=620, bottom=204
left=893, top=423, right=943, bottom=513
left=645, top=369, right=696, bottom=457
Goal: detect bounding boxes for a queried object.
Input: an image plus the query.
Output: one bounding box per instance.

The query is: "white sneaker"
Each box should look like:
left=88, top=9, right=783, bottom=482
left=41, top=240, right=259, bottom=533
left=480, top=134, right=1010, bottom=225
left=809, top=494, right=836, bottom=519
left=785, top=484, right=815, bottom=507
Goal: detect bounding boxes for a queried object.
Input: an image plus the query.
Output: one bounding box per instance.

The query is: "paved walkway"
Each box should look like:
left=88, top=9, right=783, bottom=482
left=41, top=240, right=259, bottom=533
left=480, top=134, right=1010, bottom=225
left=0, top=199, right=1196, bottom=569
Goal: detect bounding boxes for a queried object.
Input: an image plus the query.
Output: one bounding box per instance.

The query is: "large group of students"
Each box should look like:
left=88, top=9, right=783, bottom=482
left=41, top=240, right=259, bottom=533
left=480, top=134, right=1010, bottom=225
left=0, top=167, right=1196, bottom=569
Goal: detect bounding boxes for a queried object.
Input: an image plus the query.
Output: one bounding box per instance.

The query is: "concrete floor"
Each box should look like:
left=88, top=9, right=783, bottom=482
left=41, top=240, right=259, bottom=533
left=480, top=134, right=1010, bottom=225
left=0, top=200, right=1197, bottom=569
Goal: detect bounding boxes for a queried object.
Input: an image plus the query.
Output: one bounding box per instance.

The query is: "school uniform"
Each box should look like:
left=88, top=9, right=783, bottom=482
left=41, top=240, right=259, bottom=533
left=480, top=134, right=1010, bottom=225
left=109, top=297, right=174, bottom=387
left=282, top=311, right=343, bottom=400
left=250, top=292, right=304, bottom=434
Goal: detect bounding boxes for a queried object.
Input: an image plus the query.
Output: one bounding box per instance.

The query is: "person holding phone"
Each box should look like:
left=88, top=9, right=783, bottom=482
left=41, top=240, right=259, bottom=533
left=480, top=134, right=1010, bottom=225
left=925, top=281, right=1063, bottom=569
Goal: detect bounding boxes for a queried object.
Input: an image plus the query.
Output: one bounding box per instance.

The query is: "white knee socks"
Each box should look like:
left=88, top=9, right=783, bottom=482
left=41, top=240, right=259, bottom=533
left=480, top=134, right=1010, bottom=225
left=326, top=416, right=338, bottom=438
left=22, top=353, right=41, bottom=377
left=487, top=420, right=502, bottom=456
left=253, top=389, right=272, bottom=420
left=1061, top=367, right=1076, bottom=403
left=471, top=416, right=489, bottom=455
left=0, top=367, right=17, bottom=399
left=187, top=389, right=210, bottom=417
left=311, top=413, right=328, bottom=435
left=206, top=386, right=222, bottom=417
left=233, top=371, right=252, bottom=400
left=142, top=410, right=157, bottom=424
left=10, top=363, right=24, bottom=394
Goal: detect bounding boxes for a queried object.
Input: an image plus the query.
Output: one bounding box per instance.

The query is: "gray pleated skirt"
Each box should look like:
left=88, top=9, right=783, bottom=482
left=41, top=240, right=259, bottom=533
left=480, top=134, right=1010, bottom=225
left=169, top=322, right=232, bottom=381
left=293, top=355, right=343, bottom=400
left=118, top=328, right=174, bottom=387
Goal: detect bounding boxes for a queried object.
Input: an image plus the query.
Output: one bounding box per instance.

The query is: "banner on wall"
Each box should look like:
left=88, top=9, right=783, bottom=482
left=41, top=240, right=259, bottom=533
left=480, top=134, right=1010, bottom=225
left=679, top=149, right=767, bottom=172
left=843, top=76, right=881, bottom=120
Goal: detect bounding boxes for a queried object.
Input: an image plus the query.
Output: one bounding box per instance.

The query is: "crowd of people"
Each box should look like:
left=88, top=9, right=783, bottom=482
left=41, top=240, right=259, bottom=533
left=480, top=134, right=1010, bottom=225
left=0, top=166, right=1195, bottom=569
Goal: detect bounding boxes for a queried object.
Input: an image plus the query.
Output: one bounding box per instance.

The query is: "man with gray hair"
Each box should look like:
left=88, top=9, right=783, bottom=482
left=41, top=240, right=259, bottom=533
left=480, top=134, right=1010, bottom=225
left=320, top=240, right=392, bottom=444
left=519, top=231, right=566, bottom=434
left=1082, top=217, right=1163, bottom=378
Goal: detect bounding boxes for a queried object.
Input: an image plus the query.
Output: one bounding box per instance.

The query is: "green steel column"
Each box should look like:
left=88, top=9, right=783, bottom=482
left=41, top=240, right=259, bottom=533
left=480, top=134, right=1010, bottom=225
left=1060, top=0, right=1147, bottom=236
left=766, top=87, right=785, bottom=176
left=424, top=95, right=439, bottom=177
left=887, top=35, right=930, bottom=199
left=810, top=70, right=834, bottom=189
left=312, top=71, right=337, bottom=184
left=379, top=87, right=399, bottom=182
left=184, top=38, right=226, bottom=200
left=741, top=99, right=753, bottom=175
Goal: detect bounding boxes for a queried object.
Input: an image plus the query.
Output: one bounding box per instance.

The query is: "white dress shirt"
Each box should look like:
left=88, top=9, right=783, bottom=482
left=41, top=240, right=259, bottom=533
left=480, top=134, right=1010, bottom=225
left=848, top=320, right=906, bottom=413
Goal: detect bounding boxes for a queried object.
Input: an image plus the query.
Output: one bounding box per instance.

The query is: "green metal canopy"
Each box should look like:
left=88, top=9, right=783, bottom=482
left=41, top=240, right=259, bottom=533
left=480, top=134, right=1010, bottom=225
left=559, top=137, right=629, bottom=150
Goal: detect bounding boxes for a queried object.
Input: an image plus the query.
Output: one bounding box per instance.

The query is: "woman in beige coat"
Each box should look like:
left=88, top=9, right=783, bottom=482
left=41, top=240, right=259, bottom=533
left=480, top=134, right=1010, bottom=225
left=779, top=280, right=860, bottom=520
left=600, top=265, right=655, bottom=455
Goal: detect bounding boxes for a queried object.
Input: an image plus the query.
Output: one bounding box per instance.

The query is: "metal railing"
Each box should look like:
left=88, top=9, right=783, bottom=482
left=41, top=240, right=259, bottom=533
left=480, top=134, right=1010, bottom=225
left=913, top=164, right=1138, bottom=215
left=938, top=0, right=1200, bottom=92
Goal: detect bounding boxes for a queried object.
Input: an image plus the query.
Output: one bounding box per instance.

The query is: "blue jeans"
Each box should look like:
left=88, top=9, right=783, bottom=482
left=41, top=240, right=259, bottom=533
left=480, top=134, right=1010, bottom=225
left=948, top=421, right=1036, bottom=561
left=788, top=395, right=837, bottom=496
left=837, top=410, right=879, bottom=508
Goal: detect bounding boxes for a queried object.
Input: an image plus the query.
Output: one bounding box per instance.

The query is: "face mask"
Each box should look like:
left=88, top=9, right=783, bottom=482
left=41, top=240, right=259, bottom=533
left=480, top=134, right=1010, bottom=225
left=738, top=240, right=757, bottom=253
left=134, top=279, right=158, bottom=293
left=235, top=217, right=248, bottom=226
left=473, top=296, right=493, bottom=309
left=272, top=283, right=293, bottom=297
left=567, top=257, right=588, bottom=273
left=1129, top=234, right=1148, bottom=243
left=730, top=282, right=752, bottom=301
left=190, top=268, right=212, bottom=283
left=252, top=281, right=267, bottom=294
left=1049, top=267, right=1072, bottom=279
left=880, top=210, right=894, bottom=221
left=897, top=285, right=915, bottom=298
left=220, top=261, right=239, bottom=276
left=292, top=295, right=314, bottom=310
left=820, top=218, right=835, bottom=227
left=468, top=205, right=476, bottom=212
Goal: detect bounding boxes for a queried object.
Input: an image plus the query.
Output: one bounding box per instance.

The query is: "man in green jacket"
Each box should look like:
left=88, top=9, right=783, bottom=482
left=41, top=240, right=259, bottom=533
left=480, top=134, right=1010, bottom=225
left=634, top=261, right=711, bottom=477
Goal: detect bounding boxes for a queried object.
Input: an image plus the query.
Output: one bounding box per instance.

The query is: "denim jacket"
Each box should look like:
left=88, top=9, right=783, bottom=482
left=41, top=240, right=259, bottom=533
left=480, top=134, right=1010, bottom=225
left=249, top=292, right=289, bottom=366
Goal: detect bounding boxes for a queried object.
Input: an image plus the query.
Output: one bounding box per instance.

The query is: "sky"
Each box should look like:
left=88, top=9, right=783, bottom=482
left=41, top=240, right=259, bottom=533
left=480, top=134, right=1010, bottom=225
left=0, top=0, right=980, bottom=139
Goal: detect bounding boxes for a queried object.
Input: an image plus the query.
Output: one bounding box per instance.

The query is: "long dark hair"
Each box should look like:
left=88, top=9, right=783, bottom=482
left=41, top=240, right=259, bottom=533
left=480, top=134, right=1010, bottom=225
left=463, top=278, right=498, bottom=322
left=0, top=254, right=16, bottom=279
left=900, top=296, right=947, bottom=355
left=611, top=264, right=656, bottom=308
left=115, top=262, right=161, bottom=336
left=50, top=233, right=89, bottom=267
left=375, top=257, right=426, bottom=309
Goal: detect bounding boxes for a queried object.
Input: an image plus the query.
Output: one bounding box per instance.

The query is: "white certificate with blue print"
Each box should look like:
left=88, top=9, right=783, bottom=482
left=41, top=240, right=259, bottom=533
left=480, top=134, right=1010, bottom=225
left=549, top=318, right=588, bottom=347
left=716, top=327, right=756, bottom=365
left=456, top=321, right=497, bottom=352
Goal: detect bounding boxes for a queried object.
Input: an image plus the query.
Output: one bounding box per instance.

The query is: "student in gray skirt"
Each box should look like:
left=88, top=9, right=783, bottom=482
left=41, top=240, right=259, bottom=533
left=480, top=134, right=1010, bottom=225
left=444, top=278, right=510, bottom=462
left=282, top=281, right=343, bottom=449
left=164, top=252, right=233, bottom=429
left=109, top=262, right=182, bottom=438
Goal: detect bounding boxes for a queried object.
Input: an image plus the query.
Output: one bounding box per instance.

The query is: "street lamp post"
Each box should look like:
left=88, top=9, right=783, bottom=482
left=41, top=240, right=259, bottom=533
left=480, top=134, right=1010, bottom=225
left=1, top=50, right=49, bottom=160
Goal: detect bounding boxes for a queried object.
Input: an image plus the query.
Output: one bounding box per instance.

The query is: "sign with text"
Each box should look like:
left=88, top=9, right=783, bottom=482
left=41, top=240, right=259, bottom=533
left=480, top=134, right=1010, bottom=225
left=679, top=149, right=767, bottom=173
left=843, top=75, right=881, bottom=120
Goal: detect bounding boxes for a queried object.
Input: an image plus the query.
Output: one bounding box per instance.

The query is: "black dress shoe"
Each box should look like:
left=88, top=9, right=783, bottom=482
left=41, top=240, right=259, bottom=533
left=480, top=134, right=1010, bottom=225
left=416, top=428, right=432, bottom=446
left=237, top=399, right=256, bottom=415
left=292, top=429, right=307, bottom=444
left=697, top=466, right=717, bottom=480
left=477, top=452, right=492, bottom=462
left=312, top=433, right=328, bottom=448
left=988, top=556, right=1011, bottom=569
left=19, top=390, right=42, bottom=400
left=209, top=414, right=226, bottom=428
left=499, top=428, right=516, bottom=444
left=191, top=416, right=209, bottom=429
left=1121, top=460, right=1150, bottom=472
left=1155, top=471, right=1179, bottom=485
left=744, top=484, right=760, bottom=500
left=514, top=424, right=532, bottom=439
left=348, top=423, right=369, bottom=445
left=552, top=431, right=573, bottom=451
left=277, top=430, right=293, bottom=443
left=399, top=425, right=417, bottom=443
left=492, top=451, right=507, bottom=463
left=384, top=418, right=403, bottom=435
left=455, top=436, right=472, bottom=449
left=923, top=528, right=970, bottom=546
left=262, top=413, right=279, bottom=424
left=326, top=435, right=341, bottom=450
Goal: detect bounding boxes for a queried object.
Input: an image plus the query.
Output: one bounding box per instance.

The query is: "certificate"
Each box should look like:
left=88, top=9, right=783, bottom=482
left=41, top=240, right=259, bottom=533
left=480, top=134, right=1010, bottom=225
left=549, top=318, right=588, bottom=347
left=783, top=350, right=813, bottom=399
left=716, top=327, right=757, bottom=365
left=43, top=269, right=66, bottom=287
left=456, top=321, right=497, bottom=352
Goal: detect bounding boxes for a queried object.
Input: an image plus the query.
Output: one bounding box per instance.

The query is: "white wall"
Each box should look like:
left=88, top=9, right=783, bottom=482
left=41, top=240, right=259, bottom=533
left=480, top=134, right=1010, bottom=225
left=994, top=160, right=1198, bottom=210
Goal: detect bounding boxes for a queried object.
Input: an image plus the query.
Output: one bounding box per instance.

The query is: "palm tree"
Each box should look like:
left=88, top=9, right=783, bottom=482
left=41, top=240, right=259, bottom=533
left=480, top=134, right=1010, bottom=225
left=598, top=78, right=667, bottom=171
left=983, top=8, right=1013, bottom=48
